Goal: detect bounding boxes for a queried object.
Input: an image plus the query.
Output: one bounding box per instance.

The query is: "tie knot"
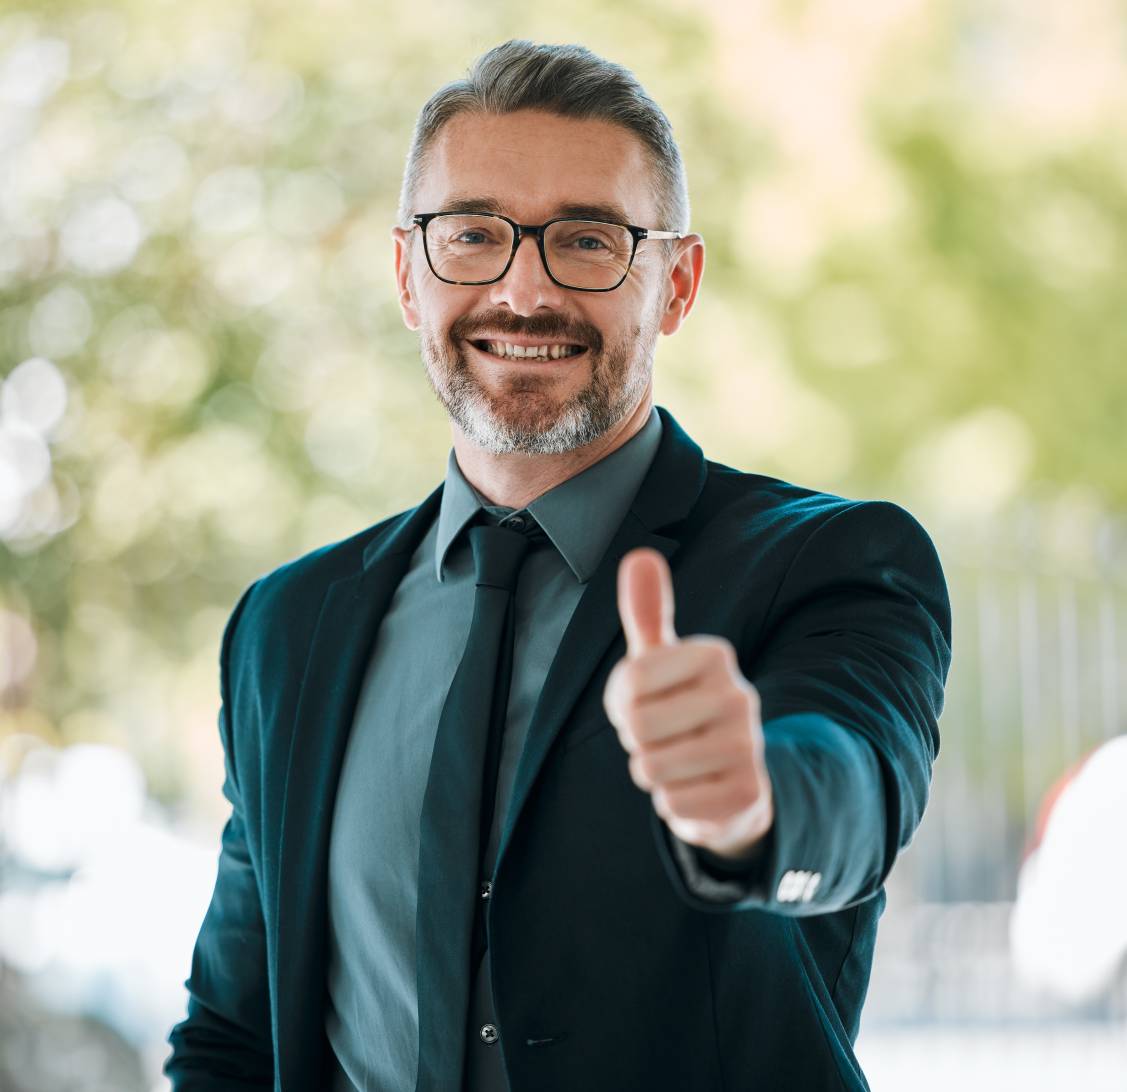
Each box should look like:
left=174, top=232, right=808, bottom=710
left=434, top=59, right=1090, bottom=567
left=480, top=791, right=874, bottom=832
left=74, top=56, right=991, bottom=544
left=468, top=511, right=546, bottom=591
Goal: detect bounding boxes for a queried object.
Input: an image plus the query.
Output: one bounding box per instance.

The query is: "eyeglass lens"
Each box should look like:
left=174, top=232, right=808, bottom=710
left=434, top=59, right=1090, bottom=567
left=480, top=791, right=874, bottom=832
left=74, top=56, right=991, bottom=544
left=424, top=214, right=633, bottom=290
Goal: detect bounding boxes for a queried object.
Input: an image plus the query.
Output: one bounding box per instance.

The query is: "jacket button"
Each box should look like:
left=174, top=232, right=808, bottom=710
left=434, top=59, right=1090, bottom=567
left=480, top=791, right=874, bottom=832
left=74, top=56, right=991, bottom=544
left=480, top=1024, right=499, bottom=1045
left=480, top=880, right=492, bottom=899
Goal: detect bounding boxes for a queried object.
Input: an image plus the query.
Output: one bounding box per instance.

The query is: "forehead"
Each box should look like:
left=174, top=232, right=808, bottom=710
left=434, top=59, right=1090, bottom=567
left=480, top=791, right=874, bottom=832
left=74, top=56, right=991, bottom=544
left=416, top=109, right=659, bottom=224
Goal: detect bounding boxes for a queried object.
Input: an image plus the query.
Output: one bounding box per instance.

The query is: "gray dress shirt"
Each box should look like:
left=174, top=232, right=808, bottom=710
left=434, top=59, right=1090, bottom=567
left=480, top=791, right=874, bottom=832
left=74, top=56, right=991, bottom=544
left=325, top=406, right=767, bottom=1091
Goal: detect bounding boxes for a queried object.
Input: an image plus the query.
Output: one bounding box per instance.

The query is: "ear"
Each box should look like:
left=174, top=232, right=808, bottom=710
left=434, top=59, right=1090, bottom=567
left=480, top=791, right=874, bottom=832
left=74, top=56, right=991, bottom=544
left=658, top=233, right=705, bottom=337
left=392, top=225, right=421, bottom=331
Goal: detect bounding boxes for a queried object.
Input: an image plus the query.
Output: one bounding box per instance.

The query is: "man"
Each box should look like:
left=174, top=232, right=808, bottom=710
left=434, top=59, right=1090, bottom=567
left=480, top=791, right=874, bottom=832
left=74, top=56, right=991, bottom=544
left=166, top=39, right=951, bottom=1092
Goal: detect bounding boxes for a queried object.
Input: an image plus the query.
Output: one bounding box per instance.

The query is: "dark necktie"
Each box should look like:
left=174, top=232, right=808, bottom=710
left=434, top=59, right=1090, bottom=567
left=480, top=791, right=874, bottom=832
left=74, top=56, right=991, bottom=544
left=415, top=509, right=548, bottom=1091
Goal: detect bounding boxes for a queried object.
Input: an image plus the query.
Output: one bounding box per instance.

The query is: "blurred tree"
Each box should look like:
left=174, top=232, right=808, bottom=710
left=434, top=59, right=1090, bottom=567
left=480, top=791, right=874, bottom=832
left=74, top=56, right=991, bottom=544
left=0, top=0, right=1124, bottom=819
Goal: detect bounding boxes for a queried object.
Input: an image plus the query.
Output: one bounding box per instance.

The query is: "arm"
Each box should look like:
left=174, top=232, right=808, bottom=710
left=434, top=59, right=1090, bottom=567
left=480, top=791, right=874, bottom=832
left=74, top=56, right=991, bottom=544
left=655, top=500, right=952, bottom=913
left=165, top=582, right=275, bottom=1089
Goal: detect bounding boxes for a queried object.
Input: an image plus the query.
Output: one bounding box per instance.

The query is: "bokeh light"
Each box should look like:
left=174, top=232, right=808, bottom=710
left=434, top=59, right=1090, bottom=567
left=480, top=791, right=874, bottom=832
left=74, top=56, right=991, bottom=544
left=2, top=1, right=1126, bottom=1088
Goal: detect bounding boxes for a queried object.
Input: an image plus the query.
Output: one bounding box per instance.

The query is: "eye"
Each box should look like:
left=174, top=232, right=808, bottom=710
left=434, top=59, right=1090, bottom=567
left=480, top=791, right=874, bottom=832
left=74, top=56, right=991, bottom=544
left=574, top=235, right=608, bottom=251
left=454, top=230, right=489, bottom=245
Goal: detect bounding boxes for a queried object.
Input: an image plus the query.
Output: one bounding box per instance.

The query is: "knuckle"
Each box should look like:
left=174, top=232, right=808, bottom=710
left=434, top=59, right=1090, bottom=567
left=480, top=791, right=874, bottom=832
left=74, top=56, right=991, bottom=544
left=627, top=699, right=653, bottom=740
left=692, top=634, right=737, bottom=669
left=743, top=679, right=760, bottom=708
left=602, top=688, right=621, bottom=728
left=621, top=660, right=645, bottom=696
left=628, top=754, right=643, bottom=787
left=632, top=754, right=654, bottom=787
left=731, top=779, right=758, bottom=811
left=736, top=679, right=759, bottom=711
left=724, top=687, right=750, bottom=717
left=688, top=633, right=731, bottom=659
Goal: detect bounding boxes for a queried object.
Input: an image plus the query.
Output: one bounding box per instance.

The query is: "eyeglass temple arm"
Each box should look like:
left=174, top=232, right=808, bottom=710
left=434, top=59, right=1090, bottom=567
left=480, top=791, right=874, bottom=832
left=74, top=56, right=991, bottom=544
left=641, top=230, right=684, bottom=240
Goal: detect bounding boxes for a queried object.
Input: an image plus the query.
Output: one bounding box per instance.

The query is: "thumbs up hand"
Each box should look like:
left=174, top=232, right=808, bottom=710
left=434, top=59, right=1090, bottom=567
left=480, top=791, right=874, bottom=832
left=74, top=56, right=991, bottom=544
left=602, top=548, right=774, bottom=861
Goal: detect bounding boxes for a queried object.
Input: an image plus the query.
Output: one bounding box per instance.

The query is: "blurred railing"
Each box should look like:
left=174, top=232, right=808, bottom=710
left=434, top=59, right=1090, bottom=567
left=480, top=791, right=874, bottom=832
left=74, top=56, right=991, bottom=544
left=861, top=500, right=1127, bottom=1067
left=900, top=500, right=1127, bottom=904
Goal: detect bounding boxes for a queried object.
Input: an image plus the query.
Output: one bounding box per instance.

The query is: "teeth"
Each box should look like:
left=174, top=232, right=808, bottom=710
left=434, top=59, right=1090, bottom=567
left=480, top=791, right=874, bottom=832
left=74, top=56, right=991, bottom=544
left=483, top=340, right=581, bottom=360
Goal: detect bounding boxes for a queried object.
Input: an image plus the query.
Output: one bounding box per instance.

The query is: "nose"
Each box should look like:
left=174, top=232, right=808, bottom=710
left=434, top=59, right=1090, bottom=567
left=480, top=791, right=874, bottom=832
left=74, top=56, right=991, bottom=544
left=487, top=231, right=568, bottom=316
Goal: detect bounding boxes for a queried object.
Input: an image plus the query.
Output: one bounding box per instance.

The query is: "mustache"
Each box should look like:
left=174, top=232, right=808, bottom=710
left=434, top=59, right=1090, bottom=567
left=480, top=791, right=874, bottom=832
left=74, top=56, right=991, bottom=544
left=449, top=310, right=604, bottom=353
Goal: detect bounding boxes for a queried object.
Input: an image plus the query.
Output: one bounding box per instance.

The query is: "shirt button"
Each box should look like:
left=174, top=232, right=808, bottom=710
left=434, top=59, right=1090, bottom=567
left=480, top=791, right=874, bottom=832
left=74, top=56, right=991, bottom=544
left=480, top=880, right=492, bottom=899
left=506, top=514, right=526, bottom=529
left=480, top=1024, right=499, bottom=1045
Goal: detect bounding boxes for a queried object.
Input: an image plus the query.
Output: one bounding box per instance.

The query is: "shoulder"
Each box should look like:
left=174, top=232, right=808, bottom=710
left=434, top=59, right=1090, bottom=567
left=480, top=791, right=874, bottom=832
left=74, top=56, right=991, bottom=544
left=698, top=457, right=936, bottom=558
left=222, top=505, right=415, bottom=662
left=693, top=461, right=949, bottom=643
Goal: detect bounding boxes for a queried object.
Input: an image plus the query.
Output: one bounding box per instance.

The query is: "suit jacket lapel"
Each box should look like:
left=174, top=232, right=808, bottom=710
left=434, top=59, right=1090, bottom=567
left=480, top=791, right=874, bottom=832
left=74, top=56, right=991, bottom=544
left=275, top=482, right=443, bottom=1085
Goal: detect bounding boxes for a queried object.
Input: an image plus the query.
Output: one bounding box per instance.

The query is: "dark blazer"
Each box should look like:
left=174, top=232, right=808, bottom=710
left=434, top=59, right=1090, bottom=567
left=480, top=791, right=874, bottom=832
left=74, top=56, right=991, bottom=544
left=166, top=405, right=951, bottom=1091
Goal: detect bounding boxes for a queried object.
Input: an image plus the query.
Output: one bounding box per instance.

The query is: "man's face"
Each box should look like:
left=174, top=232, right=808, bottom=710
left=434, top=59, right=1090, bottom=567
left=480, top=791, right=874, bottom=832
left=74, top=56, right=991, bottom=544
left=393, top=109, right=692, bottom=455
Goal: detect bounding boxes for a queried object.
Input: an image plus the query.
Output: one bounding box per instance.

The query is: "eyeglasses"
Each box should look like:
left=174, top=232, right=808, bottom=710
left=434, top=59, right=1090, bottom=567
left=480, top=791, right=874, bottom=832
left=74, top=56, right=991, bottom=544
left=411, top=211, right=683, bottom=292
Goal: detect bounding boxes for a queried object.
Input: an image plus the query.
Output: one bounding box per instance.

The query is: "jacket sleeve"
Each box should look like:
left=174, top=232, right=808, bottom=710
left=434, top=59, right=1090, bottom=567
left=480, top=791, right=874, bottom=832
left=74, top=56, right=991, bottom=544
left=165, top=581, right=275, bottom=1089
left=653, top=499, right=952, bottom=914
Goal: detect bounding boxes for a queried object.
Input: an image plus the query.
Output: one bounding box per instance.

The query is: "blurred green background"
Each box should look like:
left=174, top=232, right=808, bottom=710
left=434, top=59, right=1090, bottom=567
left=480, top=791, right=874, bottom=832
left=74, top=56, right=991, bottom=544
left=3, top=0, right=1126, bottom=815
left=2, top=0, right=1126, bottom=1087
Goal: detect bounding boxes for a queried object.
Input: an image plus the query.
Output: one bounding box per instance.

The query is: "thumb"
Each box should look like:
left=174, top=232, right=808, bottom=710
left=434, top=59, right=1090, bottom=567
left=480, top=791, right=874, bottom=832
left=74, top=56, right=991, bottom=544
left=617, top=547, right=677, bottom=658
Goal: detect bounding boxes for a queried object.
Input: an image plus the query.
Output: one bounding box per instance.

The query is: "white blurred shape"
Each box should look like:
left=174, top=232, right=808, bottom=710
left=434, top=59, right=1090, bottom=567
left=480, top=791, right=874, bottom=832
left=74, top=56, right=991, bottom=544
left=218, top=62, right=303, bottom=128
left=103, top=328, right=211, bottom=407
left=903, top=407, right=1033, bottom=517
left=0, top=742, right=222, bottom=1048
left=1010, top=735, right=1127, bottom=1004
left=0, top=37, right=69, bottom=107
left=210, top=235, right=293, bottom=308
left=116, top=133, right=190, bottom=204
left=0, top=889, right=60, bottom=973
left=68, top=9, right=129, bottom=81
left=304, top=397, right=380, bottom=481
left=60, top=195, right=143, bottom=275
left=58, top=744, right=147, bottom=849
left=192, top=166, right=263, bottom=235
left=269, top=169, right=345, bottom=241
left=3, top=743, right=145, bottom=871
left=1, top=132, right=65, bottom=233
left=2, top=356, right=68, bottom=435
left=803, top=284, right=891, bottom=368
left=0, top=606, right=37, bottom=691
left=0, top=420, right=51, bottom=494
left=28, top=285, right=93, bottom=358
left=181, top=29, right=246, bottom=93
left=0, top=456, right=22, bottom=531
left=739, top=180, right=822, bottom=284
left=5, top=474, right=75, bottom=543
left=24, top=820, right=220, bottom=1048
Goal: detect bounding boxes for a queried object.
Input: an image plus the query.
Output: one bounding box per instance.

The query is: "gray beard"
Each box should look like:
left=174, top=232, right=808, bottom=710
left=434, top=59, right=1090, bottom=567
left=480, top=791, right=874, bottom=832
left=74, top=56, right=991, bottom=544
left=419, top=322, right=657, bottom=456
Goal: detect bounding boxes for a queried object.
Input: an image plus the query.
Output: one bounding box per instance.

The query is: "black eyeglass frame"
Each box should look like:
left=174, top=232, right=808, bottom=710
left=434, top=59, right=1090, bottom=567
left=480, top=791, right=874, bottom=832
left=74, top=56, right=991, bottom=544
left=411, top=211, right=684, bottom=292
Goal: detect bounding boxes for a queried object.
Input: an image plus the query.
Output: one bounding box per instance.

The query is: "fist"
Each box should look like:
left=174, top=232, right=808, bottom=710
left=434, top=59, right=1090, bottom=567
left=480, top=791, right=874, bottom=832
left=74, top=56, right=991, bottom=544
left=601, top=548, right=773, bottom=860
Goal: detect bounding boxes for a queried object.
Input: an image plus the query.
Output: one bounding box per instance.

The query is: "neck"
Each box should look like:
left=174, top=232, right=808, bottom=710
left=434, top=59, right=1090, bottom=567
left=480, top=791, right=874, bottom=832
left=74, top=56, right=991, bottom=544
left=451, top=391, right=653, bottom=510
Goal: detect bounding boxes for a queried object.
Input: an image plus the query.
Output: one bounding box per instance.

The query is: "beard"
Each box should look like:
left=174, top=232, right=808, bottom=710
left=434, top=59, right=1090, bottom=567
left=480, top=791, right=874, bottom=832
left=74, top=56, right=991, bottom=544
left=418, top=304, right=659, bottom=455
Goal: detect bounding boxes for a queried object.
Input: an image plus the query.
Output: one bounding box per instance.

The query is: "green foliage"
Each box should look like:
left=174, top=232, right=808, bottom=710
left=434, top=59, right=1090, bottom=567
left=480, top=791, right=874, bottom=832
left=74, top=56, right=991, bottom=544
left=1, top=1, right=1123, bottom=813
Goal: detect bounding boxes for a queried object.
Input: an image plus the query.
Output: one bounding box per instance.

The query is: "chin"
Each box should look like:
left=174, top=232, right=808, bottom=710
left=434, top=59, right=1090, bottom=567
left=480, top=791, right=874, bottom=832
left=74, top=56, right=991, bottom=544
left=423, top=330, right=650, bottom=455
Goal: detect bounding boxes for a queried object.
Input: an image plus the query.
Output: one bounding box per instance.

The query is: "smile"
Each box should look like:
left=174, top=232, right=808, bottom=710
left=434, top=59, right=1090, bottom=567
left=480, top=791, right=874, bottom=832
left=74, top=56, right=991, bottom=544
left=470, top=338, right=587, bottom=362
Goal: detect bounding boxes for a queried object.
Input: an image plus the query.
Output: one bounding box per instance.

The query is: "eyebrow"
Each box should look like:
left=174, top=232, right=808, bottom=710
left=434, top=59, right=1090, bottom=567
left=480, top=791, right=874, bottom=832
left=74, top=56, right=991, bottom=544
left=437, top=194, right=635, bottom=225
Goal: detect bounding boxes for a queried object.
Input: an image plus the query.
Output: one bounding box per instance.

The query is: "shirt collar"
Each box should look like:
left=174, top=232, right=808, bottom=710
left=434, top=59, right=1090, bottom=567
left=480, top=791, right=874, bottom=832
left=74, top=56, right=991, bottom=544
left=434, top=405, right=663, bottom=584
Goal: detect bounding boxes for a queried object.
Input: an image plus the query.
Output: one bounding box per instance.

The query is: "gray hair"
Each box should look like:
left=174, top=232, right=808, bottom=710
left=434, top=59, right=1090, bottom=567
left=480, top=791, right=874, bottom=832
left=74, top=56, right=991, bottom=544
left=397, top=39, right=690, bottom=234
